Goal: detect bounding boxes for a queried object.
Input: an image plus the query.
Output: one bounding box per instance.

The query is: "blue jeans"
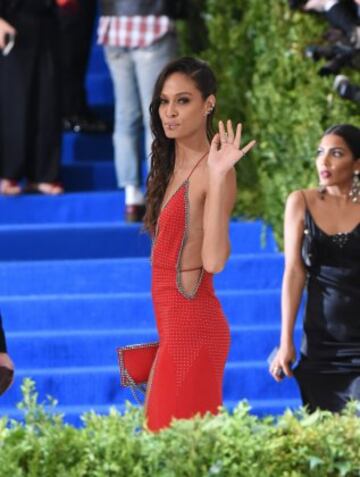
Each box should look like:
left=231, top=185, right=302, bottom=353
left=104, top=33, right=177, bottom=187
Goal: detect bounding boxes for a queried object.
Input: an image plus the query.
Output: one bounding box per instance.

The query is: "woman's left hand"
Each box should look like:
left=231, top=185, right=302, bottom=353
left=208, top=120, right=256, bottom=177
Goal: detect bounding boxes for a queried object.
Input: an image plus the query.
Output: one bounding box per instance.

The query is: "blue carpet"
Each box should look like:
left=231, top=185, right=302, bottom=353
left=2, top=289, right=297, bottom=331
left=0, top=220, right=276, bottom=260
left=0, top=254, right=283, bottom=295
left=0, top=192, right=125, bottom=224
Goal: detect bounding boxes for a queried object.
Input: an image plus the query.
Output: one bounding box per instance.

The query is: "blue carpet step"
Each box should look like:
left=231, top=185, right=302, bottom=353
left=6, top=326, right=301, bottom=368
left=86, top=73, right=114, bottom=106
left=0, top=223, right=151, bottom=260
left=0, top=192, right=125, bottom=224
left=0, top=255, right=283, bottom=295
left=1, top=289, right=288, bottom=332
left=0, top=221, right=277, bottom=261
left=0, top=363, right=301, bottom=408
left=62, top=133, right=113, bottom=164
left=61, top=161, right=117, bottom=191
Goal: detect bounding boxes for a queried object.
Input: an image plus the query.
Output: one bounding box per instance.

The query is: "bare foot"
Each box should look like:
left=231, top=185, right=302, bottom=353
left=0, top=179, right=21, bottom=196
left=26, top=182, right=64, bottom=195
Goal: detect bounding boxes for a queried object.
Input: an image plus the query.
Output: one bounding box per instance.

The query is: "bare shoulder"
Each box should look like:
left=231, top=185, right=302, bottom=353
left=299, top=188, right=319, bottom=207
left=285, top=190, right=307, bottom=223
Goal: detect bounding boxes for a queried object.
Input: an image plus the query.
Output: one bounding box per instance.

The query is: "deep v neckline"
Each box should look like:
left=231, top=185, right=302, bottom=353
left=159, top=150, right=209, bottom=215
left=160, top=179, right=188, bottom=215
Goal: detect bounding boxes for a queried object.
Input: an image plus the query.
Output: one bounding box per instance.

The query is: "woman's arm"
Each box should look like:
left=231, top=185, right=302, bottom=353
left=270, top=190, right=307, bottom=381
left=201, top=167, right=236, bottom=273
left=201, top=120, right=255, bottom=273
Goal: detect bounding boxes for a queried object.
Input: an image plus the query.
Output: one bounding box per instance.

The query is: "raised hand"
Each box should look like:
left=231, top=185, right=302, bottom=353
left=208, top=120, right=256, bottom=177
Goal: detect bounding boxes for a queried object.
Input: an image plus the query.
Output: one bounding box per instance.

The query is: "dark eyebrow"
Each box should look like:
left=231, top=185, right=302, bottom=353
left=160, top=92, right=193, bottom=98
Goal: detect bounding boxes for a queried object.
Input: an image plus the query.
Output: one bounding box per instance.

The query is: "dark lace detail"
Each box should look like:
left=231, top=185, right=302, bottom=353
left=331, top=233, right=350, bottom=248
left=176, top=180, right=204, bottom=299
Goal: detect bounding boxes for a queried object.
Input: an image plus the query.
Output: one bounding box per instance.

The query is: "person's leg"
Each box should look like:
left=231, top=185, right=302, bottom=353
left=26, top=14, right=62, bottom=192
left=0, top=13, right=37, bottom=193
left=104, top=46, right=143, bottom=189
left=58, top=0, right=96, bottom=116
left=104, top=45, right=146, bottom=220
left=58, top=0, right=108, bottom=133
left=134, top=33, right=177, bottom=171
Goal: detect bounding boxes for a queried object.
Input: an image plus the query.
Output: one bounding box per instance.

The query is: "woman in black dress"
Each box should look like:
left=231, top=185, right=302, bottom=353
left=270, top=124, right=360, bottom=412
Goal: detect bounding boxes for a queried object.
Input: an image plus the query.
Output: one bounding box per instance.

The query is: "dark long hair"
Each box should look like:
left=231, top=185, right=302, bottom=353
left=143, top=57, right=217, bottom=234
left=323, top=124, right=360, bottom=160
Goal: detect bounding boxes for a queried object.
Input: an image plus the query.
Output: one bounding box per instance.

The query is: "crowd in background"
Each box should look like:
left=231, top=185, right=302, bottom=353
left=0, top=0, right=358, bottom=205
left=0, top=0, right=184, bottom=223
left=290, top=0, right=360, bottom=104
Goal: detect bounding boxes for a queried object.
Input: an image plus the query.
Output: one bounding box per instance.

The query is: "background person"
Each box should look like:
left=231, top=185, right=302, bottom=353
left=270, top=124, right=360, bottom=413
left=58, top=0, right=110, bottom=134
left=0, top=0, right=63, bottom=195
left=97, top=0, right=179, bottom=221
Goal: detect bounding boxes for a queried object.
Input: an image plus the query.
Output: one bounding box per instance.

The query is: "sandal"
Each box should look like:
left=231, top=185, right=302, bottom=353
left=25, top=182, right=64, bottom=195
left=0, top=179, right=22, bottom=196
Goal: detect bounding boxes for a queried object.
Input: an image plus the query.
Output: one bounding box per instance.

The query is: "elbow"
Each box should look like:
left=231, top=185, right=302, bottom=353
left=202, top=258, right=226, bottom=274
left=202, top=243, right=230, bottom=274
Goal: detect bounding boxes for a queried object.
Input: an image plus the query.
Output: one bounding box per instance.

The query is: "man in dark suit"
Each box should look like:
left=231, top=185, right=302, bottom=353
left=0, top=314, right=14, bottom=396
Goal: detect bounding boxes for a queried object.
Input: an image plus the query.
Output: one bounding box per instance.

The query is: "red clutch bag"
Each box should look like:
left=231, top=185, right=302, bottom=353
left=117, top=342, right=159, bottom=400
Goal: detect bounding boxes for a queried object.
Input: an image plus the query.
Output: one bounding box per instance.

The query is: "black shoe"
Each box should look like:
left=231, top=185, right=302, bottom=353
left=62, top=114, right=111, bottom=134
left=125, top=204, right=146, bottom=223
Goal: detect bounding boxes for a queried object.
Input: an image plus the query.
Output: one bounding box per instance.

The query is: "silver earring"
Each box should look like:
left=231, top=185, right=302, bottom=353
left=206, top=104, right=214, bottom=115
left=349, top=170, right=360, bottom=203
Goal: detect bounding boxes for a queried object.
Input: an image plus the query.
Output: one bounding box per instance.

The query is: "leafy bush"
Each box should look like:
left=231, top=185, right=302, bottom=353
left=1, top=379, right=360, bottom=477
left=181, top=0, right=360, bottom=244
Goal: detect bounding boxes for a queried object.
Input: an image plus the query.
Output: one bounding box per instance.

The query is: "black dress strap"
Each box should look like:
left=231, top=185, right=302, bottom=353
left=299, top=190, right=313, bottom=232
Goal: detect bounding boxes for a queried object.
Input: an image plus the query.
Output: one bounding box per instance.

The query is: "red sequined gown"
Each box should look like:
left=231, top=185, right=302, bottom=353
left=146, top=160, right=231, bottom=432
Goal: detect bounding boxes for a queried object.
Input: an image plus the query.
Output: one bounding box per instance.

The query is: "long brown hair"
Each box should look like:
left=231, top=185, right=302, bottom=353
left=143, top=57, right=217, bottom=234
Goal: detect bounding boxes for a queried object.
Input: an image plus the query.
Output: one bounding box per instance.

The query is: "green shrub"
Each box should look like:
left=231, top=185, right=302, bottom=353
left=180, top=0, right=360, bottom=245
left=0, top=379, right=360, bottom=477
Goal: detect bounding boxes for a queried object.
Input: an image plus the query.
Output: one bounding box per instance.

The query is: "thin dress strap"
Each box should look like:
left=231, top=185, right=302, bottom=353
left=186, top=151, right=209, bottom=180
left=299, top=190, right=313, bottom=232
left=299, top=190, right=308, bottom=209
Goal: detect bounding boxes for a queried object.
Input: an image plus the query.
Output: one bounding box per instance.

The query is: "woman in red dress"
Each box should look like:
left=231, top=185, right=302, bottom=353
left=143, top=57, right=256, bottom=432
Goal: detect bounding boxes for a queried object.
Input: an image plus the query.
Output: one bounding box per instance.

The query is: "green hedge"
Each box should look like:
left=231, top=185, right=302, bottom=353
left=1, top=380, right=360, bottom=477
left=181, top=0, right=360, bottom=244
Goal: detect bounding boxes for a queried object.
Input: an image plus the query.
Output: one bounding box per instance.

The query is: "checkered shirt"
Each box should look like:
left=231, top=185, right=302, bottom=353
left=97, top=15, right=174, bottom=48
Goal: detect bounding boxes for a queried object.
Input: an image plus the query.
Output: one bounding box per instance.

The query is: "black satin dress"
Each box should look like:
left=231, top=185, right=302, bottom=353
left=294, top=206, right=360, bottom=412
